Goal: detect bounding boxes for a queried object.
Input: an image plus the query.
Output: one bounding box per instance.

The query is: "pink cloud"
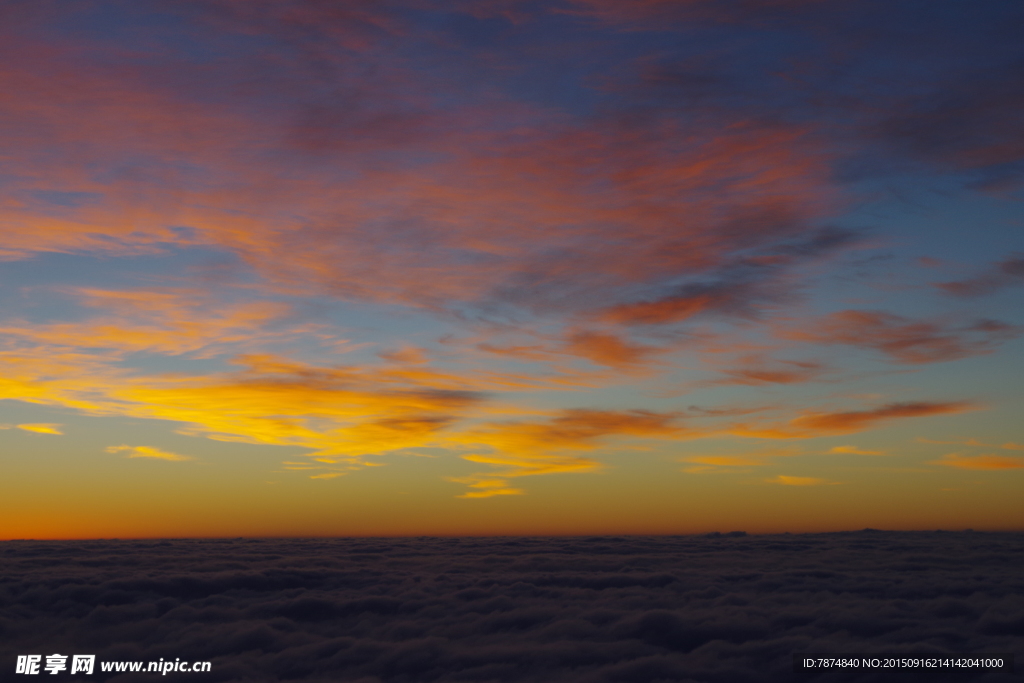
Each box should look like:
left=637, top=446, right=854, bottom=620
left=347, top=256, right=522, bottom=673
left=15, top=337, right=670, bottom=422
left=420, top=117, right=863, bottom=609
left=782, top=310, right=1019, bottom=364
left=935, top=255, right=1024, bottom=298
left=711, top=358, right=828, bottom=386
left=731, top=401, right=977, bottom=439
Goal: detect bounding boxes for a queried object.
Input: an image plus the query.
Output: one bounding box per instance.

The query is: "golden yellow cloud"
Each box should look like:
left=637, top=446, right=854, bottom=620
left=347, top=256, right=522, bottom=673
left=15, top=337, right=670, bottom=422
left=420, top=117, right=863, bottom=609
left=0, top=341, right=595, bottom=487
left=446, top=409, right=683, bottom=494
left=16, top=423, right=63, bottom=435
left=111, top=356, right=485, bottom=463
left=451, top=479, right=526, bottom=498
left=0, top=347, right=488, bottom=464
left=459, top=488, right=525, bottom=498
left=106, top=445, right=195, bottom=461
left=0, top=305, right=990, bottom=498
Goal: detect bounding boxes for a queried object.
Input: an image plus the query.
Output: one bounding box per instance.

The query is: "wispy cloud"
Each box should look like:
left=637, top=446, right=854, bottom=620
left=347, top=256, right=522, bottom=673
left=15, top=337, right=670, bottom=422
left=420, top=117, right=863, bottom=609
left=16, top=423, right=63, bottom=435
left=929, top=453, right=1024, bottom=471
left=936, top=256, right=1024, bottom=297
left=560, top=0, right=820, bottom=27
left=782, top=311, right=1019, bottom=364
left=561, top=330, right=663, bottom=370
left=789, top=402, right=975, bottom=436
left=687, top=455, right=766, bottom=468
left=0, top=289, right=297, bottom=358
left=119, top=355, right=488, bottom=465
left=448, top=409, right=683, bottom=496
left=450, top=479, right=526, bottom=499
left=827, top=445, right=885, bottom=456
left=766, top=475, right=834, bottom=486
left=708, top=357, right=829, bottom=386
left=106, top=445, right=195, bottom=461
left=683, top=446, right=802, bottom=472
left=916, top=437, right=1024, bottom=451
left=733, top=401, right=977, bottom=439
left=595, top=229, right=856, bottom=327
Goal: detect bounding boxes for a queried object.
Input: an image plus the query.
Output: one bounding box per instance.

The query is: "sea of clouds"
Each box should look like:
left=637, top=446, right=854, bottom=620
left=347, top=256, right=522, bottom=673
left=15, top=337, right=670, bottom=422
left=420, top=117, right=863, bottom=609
left=1, top=531, right=1021, bottom=682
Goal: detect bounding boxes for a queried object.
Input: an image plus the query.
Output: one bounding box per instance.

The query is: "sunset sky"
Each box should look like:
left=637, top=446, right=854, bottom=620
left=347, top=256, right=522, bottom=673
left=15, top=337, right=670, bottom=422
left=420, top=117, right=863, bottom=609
left=1, top=0, right=1022, bottom=539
